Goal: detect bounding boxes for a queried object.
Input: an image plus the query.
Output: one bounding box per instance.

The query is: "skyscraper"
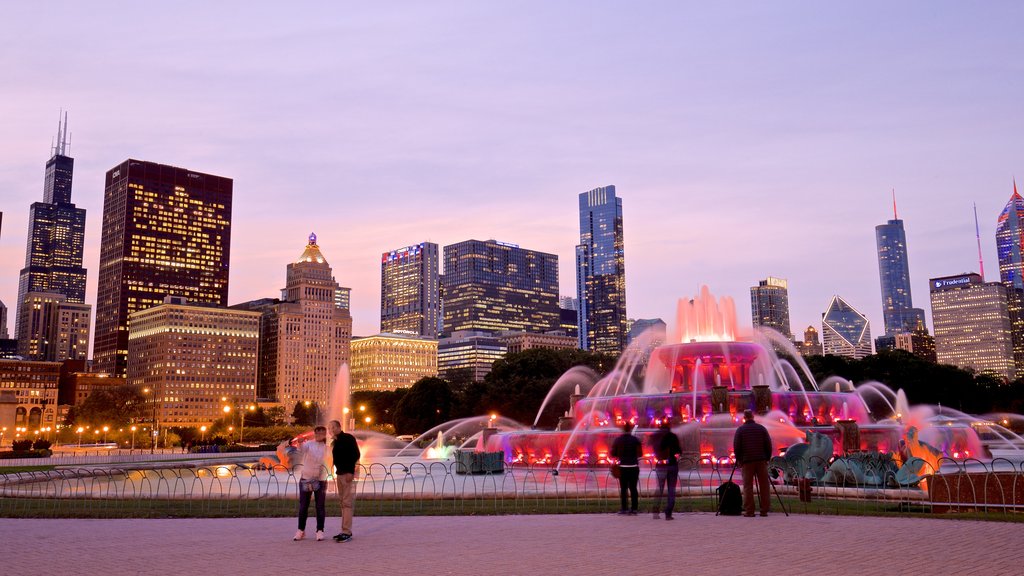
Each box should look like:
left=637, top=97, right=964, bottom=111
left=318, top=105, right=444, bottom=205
left=381, top=242, right=440, bottom=338
left=235, top=235, right=352, bottom=408
left=875, top=200, right=925, bottom=336
left=930, top=273, right=1015, bottom=380
left=995, top=181, right=1024, bottom=374
left=16, top=114, right=87, bottom=341
left=94, top=160, right=233, bottom=377
left=821, top=295, right=872, bottom=359
left=576, top=186, right=627, bottom=353
left=750, top=277, right=792, bottom=338
left=442, top=240, right=559, bottom=335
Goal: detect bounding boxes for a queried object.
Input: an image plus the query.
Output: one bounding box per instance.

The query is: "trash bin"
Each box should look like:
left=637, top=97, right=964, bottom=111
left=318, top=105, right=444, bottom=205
left=797, top=478, right=813, bottom=502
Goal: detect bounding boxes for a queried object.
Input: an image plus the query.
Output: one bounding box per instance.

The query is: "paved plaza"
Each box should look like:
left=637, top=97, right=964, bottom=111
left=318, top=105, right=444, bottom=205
left=1, top=512, right=1020, bottom=575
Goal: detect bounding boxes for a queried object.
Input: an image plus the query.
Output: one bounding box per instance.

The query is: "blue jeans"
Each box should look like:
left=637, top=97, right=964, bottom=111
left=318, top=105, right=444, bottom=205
left=654, top=465, right=678, bottom=516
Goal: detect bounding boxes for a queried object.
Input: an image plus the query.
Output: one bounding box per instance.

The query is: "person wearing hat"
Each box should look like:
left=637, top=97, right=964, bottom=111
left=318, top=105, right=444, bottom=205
left=732, top=409, right=773, bottom=517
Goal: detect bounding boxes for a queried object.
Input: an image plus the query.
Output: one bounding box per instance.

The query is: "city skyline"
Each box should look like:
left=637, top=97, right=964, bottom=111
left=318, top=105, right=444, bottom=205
left=2, top=3, right=1024, bottom=341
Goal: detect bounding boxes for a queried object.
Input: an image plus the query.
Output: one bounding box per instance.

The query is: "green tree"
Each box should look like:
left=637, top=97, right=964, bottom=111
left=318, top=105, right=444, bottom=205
left=392, top=377, right=456, bottom=435
left=291, top=401, right=319, bottom=426
left=460, top=348, right=617, bottom=427
left=66, top=384, right=146, bottom=428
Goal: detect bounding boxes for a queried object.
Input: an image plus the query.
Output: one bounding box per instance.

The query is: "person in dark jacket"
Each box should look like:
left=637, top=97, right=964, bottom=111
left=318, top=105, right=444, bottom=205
left=610, top=422, right=643, bottom=515
left=328, top=419, right=360, bottom=541
left=649, top=419, right=682, bottom=519
left=732, top=409, right=773, bottom=517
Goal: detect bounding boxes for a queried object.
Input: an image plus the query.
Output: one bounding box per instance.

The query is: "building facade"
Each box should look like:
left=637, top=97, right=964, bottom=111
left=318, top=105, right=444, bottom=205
left=16, top=292, right=90, bottom=362
left=349, top=334, right=438, bottom=392
left=16, top=114, right=87, bottom=342
left=442, top=240, right=559, bottom=335
left=876, top=213, right=925, bottom=336
left=797, top=325, right=823, bottom=356
left=750, top=277, right=792, bottom=338
left=498, top=331, right=578, bottom=355
left=127, top=297, right=260, bottom=428
left=576, top=186, right=627, bottom=353
left=381, top=242, right=440, bottom=338
left=893, top=327, right=938, bottom=363
left=821, top=295, right=873, bottom=359
left=238, top=235, right=352, bottom=409
left=929, top=273, right=1015, bottom=380
left=437, top=331, right=507, bottom=382
left=94, top=160, right=233, bottom=377
left=0, top=359, right=60, bottom=431
left=995, top=182, right=1024, bottom=376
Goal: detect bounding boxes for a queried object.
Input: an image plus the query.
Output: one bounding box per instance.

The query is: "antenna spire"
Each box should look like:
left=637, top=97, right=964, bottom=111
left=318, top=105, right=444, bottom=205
left=52, top=110, right=69, bottom=157
left=892, top=188, right=898, bottom=219
left=974, top=202, right=985, bottom=280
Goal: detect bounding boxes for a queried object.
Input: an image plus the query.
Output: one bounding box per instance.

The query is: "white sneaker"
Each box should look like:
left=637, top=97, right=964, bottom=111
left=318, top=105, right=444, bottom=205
left=293, top=530, right=305, bottom=541
left=316, top=531, right=324, bottom=541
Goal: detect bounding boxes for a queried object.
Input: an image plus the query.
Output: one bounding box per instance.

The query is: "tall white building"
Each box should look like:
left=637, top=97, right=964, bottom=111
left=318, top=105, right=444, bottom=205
left=821, top=295, right=872, bottom=359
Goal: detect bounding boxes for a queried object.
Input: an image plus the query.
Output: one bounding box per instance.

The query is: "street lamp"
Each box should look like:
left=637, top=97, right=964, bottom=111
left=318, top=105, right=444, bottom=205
left=200, top=425, right=207, bottom=442
left=0, top=427, right=6, bottom=447
left=76, top=426, right=84, bottom=447
left=227, top=426, right=234, bottom=443
left=130, top=426, right=137, bottom=451
left=102, top=425, right=109, bottom=444
left=143, top=387, right=157, bottom=454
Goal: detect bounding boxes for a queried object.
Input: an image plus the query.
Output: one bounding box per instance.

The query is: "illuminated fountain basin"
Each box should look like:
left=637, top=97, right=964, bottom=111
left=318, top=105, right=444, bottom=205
left=485, top=287, right=986, bottom=468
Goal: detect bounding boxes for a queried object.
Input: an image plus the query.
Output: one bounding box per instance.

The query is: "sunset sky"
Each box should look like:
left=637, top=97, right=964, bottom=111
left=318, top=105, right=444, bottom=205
left=2, top=2, right=1023, bottom=341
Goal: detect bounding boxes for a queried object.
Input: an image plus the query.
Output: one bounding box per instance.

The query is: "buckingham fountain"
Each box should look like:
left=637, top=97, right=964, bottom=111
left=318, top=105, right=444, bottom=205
left=465, top=287, right=1019, bottom=485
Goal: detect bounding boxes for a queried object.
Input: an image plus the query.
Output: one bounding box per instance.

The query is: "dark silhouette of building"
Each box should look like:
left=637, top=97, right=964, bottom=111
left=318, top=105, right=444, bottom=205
left=16, top=113, right=88, bottom=342
left=93, top=160, right=233, bottom=377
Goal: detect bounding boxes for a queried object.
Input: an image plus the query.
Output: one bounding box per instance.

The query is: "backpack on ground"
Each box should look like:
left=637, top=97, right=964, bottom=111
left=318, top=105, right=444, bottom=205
left=716, top=468, right=743, bottom=516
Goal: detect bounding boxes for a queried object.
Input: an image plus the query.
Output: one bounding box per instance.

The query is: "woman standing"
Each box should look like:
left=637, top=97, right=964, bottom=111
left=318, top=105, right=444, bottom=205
left=294, top=426, right=329, bottom=541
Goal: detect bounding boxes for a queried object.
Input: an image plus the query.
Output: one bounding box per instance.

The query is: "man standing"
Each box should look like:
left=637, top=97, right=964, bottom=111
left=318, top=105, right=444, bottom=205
left=649, top=419, right=682, bottom=520
left=732, top=409, right=773, bottom=517
left=610, top=421, right=642, bottom=515
left=328, top=419, right=360, bottom=542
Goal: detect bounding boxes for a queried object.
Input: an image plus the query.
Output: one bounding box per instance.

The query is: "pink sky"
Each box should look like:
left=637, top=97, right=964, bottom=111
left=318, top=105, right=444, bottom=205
left=2, top=2, right=1023, bottom=341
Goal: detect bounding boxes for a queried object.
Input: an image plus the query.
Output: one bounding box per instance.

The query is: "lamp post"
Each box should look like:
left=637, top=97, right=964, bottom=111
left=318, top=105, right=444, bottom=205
left=227, top=426, right=234, bottom=443
left=143, top=387, right=158, bottom=454
left=77, top=426, right=84, bottom=447
left=0, top=427, right=5, bottom=448
left=102, top=426, right=109, bottom=444
left=200, top=425, right=207, bottom=443
left=130, top=426, right=137, bottom=451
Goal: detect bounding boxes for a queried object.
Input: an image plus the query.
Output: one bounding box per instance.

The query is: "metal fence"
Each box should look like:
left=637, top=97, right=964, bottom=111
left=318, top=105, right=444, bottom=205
left=1, top=456, right=1022, bottom=519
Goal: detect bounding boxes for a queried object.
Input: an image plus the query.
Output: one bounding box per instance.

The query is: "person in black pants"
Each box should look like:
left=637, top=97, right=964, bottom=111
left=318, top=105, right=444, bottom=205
left=650, top=419, right=682, bottom=519
left=294, top=426, right=329, bottom=541
left=610, top=422, right=642, bottom=515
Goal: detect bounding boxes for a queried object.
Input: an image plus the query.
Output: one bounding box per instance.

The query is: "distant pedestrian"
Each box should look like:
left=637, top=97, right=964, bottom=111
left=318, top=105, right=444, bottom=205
left=610, top=422, right=642, bottom=515
left=649, top=419, right=682, bottom=520
left=294, top=426, right=329, bottom=541
left=732, top=409, right=773, bottom=517
left=328, top=419, right=360, bottom=543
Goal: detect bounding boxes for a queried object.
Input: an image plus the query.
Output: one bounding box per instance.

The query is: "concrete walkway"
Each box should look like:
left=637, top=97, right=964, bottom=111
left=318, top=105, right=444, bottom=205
left=1, top=513, right=1020, bottom=575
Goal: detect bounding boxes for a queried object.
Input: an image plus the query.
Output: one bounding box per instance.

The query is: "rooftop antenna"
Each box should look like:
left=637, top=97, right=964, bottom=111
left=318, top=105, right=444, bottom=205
left=52, top=109, right=69, bottom=157
left=892, top=188, right=898, bottom=219
left=974, top=202, right=985, bottom=280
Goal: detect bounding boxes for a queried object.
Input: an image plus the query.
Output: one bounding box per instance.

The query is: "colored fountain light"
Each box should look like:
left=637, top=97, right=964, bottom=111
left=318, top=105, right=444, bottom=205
left=486, top=286, right=992, bottom=469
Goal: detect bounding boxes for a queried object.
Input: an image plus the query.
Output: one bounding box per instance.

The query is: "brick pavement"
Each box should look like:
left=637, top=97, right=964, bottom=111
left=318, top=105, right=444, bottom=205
left=1, top=513, right=1020, bottom=576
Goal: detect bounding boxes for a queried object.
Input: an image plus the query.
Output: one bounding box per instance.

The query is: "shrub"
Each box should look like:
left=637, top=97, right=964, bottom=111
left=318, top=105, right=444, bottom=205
left=12, top=440, right=33, bottom=452
left=32, top=439, right=52, bottom=450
